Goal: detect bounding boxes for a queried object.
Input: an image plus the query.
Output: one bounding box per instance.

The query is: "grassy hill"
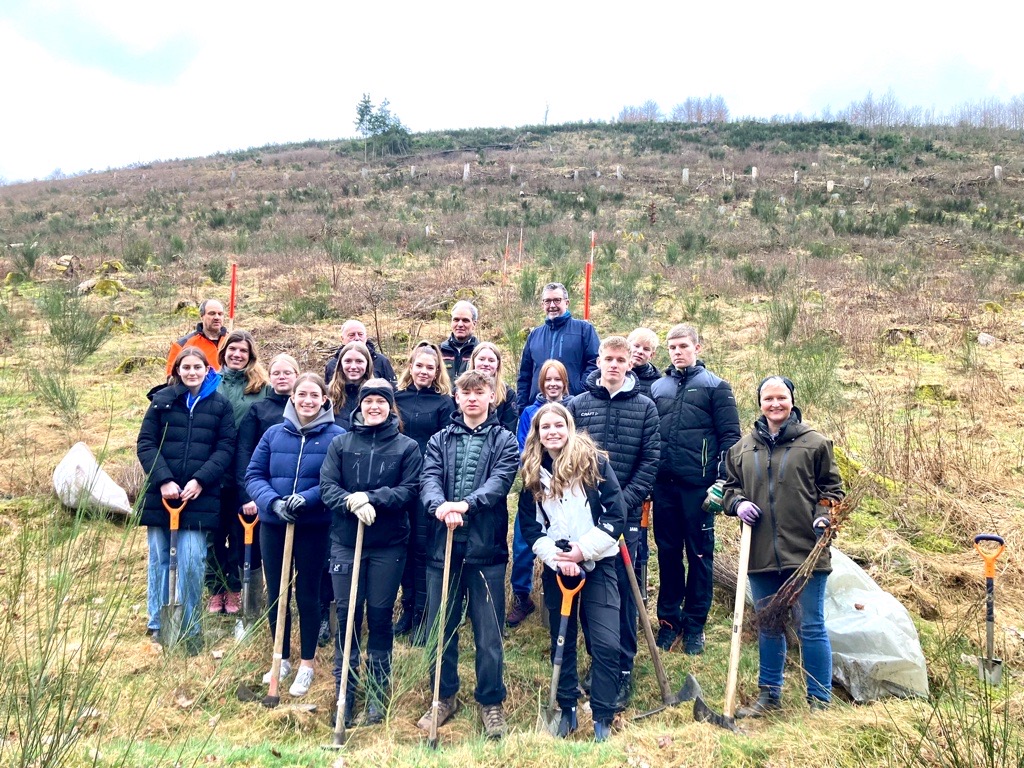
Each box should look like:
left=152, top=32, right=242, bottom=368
left=1, top=120, right=1022, bottom=767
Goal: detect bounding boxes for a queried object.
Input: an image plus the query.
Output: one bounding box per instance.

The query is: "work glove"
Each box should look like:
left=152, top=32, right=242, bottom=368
left=346, top=492, right=370, bottom=512
left=735, top=501, right=761, bottom=526
left=352, top=502, right=376, bottom=526
left=271, top=498, right=296, bottom=523
left=702, top=481, right=725, bottom=515
left=284, top=494, right=306, bottom=513
left=813, top=516, right=830, bottom=539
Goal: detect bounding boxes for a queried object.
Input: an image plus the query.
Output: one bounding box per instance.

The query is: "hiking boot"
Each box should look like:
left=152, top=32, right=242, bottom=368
left=808, top=696, right=831, bottom=712
left=317, top=618, right=332, bottom=648
left=736, top=689, right=782, bottom=719
left=365, top=699, right=385, bottom=725
left=262, top=659, right=292, bottom=684
left=594, top=718, right=612, bottom=742
left=480, top=703, right=506, bottom=739
left=364, top=654, right=390, bottom=725
left=557, top=706, right=577, bottom=738
left=288, top=665, right=315, bottom=697
left=683, top=631, right=705, bottom=655
left=506, top=593, right=535, bottom=627
left=393, top=604, right=414, bottom=636
left=416, top=695, right=459, bottom=731
left=207, top=593, right=225, bottom=614
left=224, top=592, right=241, bottom=615
left=656, top=620, right=680, bottom=651
left=613, top=671, right=633, bottom=712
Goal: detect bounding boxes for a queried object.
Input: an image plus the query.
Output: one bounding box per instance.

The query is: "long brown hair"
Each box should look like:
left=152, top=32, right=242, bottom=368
left=218, top=330, right=269, bottom=395
left=469, top=341, right=508, bottom=407
left=534, top=358, right=569, bottom=401
left=521, top=402, right=605, bottom=500
left=169, top=346, right=209, bottom=385
left=328, top=341, right=373, bottom=414
left=396, top=341, right=452, bottom=396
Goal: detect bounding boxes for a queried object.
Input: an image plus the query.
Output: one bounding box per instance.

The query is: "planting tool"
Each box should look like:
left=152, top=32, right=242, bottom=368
left=636, top=498, right=652, bottom=605
left=974, top=533, right=1006, bottom=686
left=538, top=570, right=585, bottom=736
left=694, top=522, right=752, bottom=732
left=159, top=498, right=188, bottom=650
left=619, top=539, right=702, bottom=719
left=428, top=526, right=455, bottom=749
left=325, top=521, right=365, bottom=749
left=262, top=522, right=295, bottom=708
left=233, top=511, right=259, bottom=641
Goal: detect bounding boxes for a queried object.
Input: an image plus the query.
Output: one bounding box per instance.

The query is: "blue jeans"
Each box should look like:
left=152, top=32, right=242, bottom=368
left=509, top=513, right=534, bottom=597
left=424, top=552, right=507, bottom=706
left=748, top=570, right=832, bottom=703
left=147, top=526, right=207, bottom=638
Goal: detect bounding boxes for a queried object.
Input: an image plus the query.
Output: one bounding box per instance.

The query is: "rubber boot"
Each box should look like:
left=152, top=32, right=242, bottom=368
left=557, top=706, right=577, bottom=738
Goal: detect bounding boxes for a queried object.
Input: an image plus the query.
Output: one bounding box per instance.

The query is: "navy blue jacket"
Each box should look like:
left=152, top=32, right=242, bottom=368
left=244, top=402, right=346, bottom=527
left=516, top=311, right=600, bottom=410
left=650, top=361, right=741, bottom=488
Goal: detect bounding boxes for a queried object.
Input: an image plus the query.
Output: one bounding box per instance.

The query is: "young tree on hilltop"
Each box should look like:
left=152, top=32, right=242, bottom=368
left=354, top=94, right=411, bottom=162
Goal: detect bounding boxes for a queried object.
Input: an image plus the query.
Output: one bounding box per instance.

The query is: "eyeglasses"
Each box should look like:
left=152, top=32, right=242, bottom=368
left=541, top=298, right=565, bottom=305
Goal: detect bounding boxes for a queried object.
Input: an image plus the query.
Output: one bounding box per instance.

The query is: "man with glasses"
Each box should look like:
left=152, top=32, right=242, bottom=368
left=515, top=283, right=600, bottom=412
left=440, top=300, right=479, bottom=380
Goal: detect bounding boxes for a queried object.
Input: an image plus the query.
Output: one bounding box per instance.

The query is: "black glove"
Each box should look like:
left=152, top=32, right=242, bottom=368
left=813, top=515, right=830, bottom=539
left=284, top=494, right=306, bottom=513
left=271, top=498, right=296, bottom=523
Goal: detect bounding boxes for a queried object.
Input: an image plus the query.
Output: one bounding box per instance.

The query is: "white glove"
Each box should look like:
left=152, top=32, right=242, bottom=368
left=353, top=502, right=376, bottom=526
left=346, top=492, right=370, bottom=512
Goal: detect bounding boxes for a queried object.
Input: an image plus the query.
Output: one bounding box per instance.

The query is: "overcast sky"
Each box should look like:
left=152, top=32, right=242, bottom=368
left=1, top=0, right=1022, bottom=183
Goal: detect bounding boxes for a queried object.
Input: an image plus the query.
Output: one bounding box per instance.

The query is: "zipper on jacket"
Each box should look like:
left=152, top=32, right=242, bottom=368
left=183, top=407, right=194, bottom=482
left=292, top=433, right=307, bottom=495
left=365, top=432, right=377, bottom=489
left=766, top=445, right=783, bottom=572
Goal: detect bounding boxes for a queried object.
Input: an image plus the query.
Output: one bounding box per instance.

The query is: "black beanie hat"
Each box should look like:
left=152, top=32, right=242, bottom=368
left=757, top=376, right=795, bottom=405
left=357, top=379, right=396, bottom=410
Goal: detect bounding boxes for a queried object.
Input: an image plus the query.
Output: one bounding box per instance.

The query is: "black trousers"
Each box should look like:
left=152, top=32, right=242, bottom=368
left=399, top=501, right=428, bottom=617
left=581, top=522, right=641, bottom=673
left=543, top=559, right=620, bottom=723
left=261, top=522, right=330, bottom=661
left=652, top=481, right=714, bottom=636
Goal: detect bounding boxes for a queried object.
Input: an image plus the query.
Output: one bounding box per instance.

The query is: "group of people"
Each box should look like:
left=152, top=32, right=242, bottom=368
left=136, top=282, right=844, bottom=741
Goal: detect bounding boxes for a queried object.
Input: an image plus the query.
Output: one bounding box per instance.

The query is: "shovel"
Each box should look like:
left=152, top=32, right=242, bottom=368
left=538, top=570, right=585, bottom=736
left=974, top=533, right=1005, bottom=686
left=159, top=499, right=188, bottom=651
left=325, top=520, right=365, bottom=749
left=234, top=511, right=259, bottom=642
left=694, top=522, right=752, bottom=732
left=636, top=498, right=651, bottom=605
left=618, top=539, right=702, bottom=719
left=263, top=522, right=295, bottom=708
left=428, top=526, right=455, bottom=750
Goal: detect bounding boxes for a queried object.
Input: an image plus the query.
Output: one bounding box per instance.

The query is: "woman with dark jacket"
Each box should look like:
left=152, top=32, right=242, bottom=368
left=517, top=402, right=625, bottom=742
left=320, top=379, right=422, bottom=727
left=208, top=330, right=270, bottom=614
left=467, top=341, right=518, bottom=434
left=137, top=347, right=236, bottom=654
left=393, top=342, right=455, bottom=642
left=245, top=372, right=346, bottom=697
left=722, top=376, right=844, bottom=716
left=327, top=341, right=373, bottom=429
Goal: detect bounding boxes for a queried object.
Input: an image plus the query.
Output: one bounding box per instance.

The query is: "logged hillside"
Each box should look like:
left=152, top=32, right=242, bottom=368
left=1, top=121, right=1023, bottom=767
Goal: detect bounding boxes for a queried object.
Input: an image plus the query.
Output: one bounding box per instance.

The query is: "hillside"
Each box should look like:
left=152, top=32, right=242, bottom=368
left=1, top=120, right=1022, bottom=767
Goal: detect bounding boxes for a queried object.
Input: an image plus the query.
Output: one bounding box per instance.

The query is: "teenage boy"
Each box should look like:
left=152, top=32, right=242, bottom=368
left=650, top=324, right=740, bottom=654
left=418, top=370, right=520, bottom=739
left=568, top=336, right=660, bottom=709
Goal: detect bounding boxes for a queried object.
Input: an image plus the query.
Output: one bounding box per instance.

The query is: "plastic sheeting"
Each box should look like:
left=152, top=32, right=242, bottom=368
left=52, top=442, right=132, bottom=516
left=825, top=548, right=929, bottom=702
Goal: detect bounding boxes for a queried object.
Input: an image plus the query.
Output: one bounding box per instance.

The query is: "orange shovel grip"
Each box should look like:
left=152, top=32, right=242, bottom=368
left=974, top=533, right=1005, bottom=580
left=238, top=512, right=258, bottom=545
left=556, top=571, right=586, bottom=616
left=161, top=498, right=187, bottom=530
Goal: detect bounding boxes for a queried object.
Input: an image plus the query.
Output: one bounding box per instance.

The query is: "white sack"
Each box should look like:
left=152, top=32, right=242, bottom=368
left=53, top=442, right=132, bottom=516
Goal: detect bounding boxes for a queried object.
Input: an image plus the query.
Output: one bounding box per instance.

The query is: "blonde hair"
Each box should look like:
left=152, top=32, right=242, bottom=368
left=328, top=341, right=372, bottom=415
left=521, top=402, right=606, bottom=500
left=627, top=327, right=659, bottom=351
left=469, top=341, right=508, bottom=407
left=268, top=353, right=300, bottom=376
left=397, top=341, right=452, bottom=396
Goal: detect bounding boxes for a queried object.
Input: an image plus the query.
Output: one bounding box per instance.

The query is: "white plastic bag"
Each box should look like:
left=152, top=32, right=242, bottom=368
left=825, top=548, right=929, bottom=702
left=52, top=442, right=132, bottom=516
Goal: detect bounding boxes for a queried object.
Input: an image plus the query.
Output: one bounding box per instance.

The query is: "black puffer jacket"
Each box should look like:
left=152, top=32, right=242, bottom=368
left=421, top=412, right=519, bottom=567
left=631, top=362, right=661, bottom=399
left=440, top=334, right=477, bottom=380
left=234, top=390, right=289, bottom=504
left=722, top=412, right=844, bottom=575
left=320, top=412, right=422, bottom=550
left=650, top=361, right=741, bottom=488
left=333, top=381, right=362, bottom=429
left=394, top=386, right=456, bottom=455
left=136, top=379, right=237, bottom=530
left=567, top=370, right=660, bottom=518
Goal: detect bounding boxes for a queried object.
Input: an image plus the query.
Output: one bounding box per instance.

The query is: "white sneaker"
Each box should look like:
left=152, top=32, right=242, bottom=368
left=262, top=659, right=292, bottom=684
left=289, top=665, right=315, bottom=697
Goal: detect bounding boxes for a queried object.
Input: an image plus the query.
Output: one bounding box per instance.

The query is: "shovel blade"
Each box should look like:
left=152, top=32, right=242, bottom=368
left=693, top=696, right=739, bottom=732
left=159, top=603, right=184, bottom=649
left=979, top=657, right=1004, bottom=686
left=677, top=674, right=703, bottom=703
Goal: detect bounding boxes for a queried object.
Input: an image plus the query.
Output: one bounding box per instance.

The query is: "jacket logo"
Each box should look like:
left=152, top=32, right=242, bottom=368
left=579, top=411, right=598, bottom=418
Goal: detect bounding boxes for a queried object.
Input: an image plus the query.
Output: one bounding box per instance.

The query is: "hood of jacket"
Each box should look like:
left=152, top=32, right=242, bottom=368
left=633, top=361, right=661, bottom=382
left=665, top=360, right=707, bottom=381
left=583, top=367, right=639, bottom=401
left=283, top=398, right=338, bottom=434
left=447, top=409, right=501, bottom=435
left=350, top=410, right=402, bottom=440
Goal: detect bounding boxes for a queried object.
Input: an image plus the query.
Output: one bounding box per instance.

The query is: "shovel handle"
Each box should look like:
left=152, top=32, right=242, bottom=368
left=162, top=498, right=187, bottom=531
left=974, top=533, right=1005, bottom=579
left=556, top=571, right=585, bottom=617
left=238, top=512, right=258, bottom=545
left=641, top=498, right=651, bottom=528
